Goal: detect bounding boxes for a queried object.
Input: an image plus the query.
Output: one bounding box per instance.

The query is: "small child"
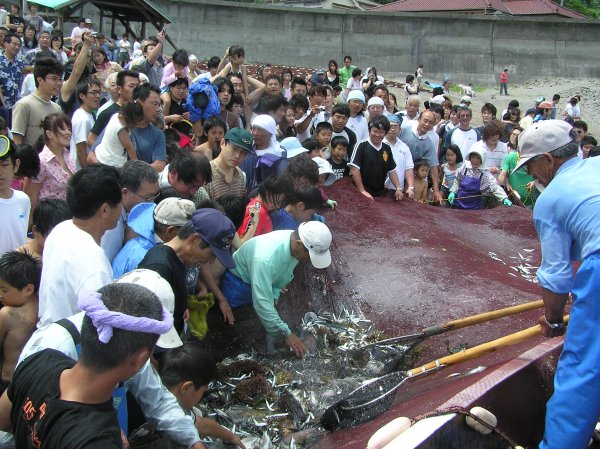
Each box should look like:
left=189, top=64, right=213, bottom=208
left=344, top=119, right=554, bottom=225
left=16, top=198, right=72, bottom=260
left=225, top=46, right=249, bottom=104
left=303, top=137, right=325, bottom=159
left=160, top=49, right=190, bottom=91
left=0, top=137, right=31, bottom=255
left=328, top=136, right=349, bottom=180
left=238, top=175, right=292, bottom=238
left=193, top=117, right=226, bottom=161
left=0, top=251, right=41, bottom=392
left=313, top=156, right=338, bottom=210
left=413, top=158, right=430, bottom=203
left=157, top=343, right=245, bottom=448
left=95, top=101, right=142, bottom=167
left=314, top=121, right=333, bottom=159
left=439, top=144, right=463, bottom=200
left=581, top=135, right=598, bottom=159
left=449, top=147, right=510, bottom=210
left=11, top=143, right=40, bottom=192
left=271, top=184, right=323, bottom=231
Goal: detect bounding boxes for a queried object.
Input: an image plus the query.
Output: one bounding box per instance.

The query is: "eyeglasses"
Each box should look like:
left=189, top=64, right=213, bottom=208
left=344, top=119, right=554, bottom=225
left=87, top=90, right=101, bottom=96
left=0, top=135, right=11, bottom=158
left=132, top=190, right=160, bottom=202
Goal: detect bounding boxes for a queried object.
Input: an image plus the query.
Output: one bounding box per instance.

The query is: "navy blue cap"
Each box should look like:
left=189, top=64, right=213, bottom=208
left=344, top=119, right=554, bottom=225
left=189, top=209, right=236, bottom=269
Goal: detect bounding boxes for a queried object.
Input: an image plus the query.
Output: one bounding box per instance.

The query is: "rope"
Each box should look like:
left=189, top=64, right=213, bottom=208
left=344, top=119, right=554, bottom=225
left=413, top=405, right=520, bottom=448
left=420, top=194, right=485, bottom=205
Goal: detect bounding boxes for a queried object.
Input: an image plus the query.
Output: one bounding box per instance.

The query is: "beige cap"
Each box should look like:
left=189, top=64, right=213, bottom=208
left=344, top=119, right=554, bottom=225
left=154, top=197, right=196, bottom=226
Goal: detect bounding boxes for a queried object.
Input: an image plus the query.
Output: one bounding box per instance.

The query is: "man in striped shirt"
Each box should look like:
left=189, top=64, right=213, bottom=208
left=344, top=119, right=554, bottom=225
left=204, top=128, right=254, bottom=201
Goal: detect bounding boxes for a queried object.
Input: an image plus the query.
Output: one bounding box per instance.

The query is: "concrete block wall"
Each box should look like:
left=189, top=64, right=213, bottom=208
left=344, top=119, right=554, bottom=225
left=82, top=0, right=600, bottom=85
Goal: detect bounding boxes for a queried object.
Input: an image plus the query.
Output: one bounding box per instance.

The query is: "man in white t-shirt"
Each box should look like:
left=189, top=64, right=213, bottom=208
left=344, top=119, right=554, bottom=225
left=69, top=18, right=87, bottom=46
left=444, top=107, right=481, bottom=160
left=38, top=165, right=123, bottom=328
left=399, top=95, right=421, bottom=130
left=346, top=90, right=368, bottom=142
left=70, top=79, right=100, bottom=170
left=384, top=114, right=414, bottom=196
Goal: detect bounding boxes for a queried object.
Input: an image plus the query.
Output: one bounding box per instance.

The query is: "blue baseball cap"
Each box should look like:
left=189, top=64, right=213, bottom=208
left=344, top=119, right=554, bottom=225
left=189, top=209, right=236, bottom=269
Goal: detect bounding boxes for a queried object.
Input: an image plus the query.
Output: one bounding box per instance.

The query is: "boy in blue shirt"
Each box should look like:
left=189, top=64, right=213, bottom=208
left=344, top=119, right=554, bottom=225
left=271, top=184, right=323, bottom=231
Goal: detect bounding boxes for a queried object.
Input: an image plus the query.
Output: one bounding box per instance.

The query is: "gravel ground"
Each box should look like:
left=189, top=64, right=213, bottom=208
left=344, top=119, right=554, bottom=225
left=385, top=74, right=596, bottom=134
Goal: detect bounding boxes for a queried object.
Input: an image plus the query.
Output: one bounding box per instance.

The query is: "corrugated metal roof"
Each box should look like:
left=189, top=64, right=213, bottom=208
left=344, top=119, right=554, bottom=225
left=373, top=0, right=587, bottom=18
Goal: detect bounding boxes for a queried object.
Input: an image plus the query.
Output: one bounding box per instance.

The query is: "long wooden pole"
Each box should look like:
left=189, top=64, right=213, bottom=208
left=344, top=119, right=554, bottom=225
left=407, top=315, right=569, bottom=378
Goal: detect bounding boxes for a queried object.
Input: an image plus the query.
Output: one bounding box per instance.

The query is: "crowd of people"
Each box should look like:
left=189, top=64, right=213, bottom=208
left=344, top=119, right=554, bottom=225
left=0, top=6, right=598, bottom=448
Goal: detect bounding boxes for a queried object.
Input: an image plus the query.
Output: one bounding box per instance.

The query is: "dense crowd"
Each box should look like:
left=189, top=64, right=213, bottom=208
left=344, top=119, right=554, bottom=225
left=0, top=5, right=598, bottom=449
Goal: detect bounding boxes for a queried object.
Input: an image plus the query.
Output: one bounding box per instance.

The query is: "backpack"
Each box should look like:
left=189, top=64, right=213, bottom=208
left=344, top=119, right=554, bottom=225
left=186, top=78, right=221, bottom=122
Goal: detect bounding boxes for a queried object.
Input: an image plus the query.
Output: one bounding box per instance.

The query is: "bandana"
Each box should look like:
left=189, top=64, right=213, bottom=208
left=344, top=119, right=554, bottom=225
left=78, top=291, right=173, bottom=344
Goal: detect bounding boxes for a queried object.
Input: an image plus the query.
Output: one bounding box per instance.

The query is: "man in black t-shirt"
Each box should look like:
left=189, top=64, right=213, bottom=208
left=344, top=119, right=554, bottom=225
left=0, top=282, right=172, bottom=449
left=348, top=115, right=404, bottom=201
left=138, top=208, right=237, bottom=332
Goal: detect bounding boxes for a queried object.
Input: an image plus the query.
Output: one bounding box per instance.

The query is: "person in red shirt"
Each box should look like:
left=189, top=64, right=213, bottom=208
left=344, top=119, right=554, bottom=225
left=237, top=175, right=293, bottom=238
left=499, top=69, right=508, bottom=95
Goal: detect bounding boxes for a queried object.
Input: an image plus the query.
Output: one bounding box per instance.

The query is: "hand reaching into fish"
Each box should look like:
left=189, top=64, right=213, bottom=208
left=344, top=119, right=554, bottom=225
left=218, top=299, right=235, bottom=325
left=286, top=333, right=308, bottom=358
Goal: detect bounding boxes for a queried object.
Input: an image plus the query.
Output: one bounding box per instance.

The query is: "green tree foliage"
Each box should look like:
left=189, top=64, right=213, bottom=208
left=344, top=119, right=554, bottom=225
left=565, top=0, right=600, bottom=18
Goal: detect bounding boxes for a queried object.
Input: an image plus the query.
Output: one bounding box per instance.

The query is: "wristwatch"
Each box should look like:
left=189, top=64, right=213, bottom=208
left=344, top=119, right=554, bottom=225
left=395, top=187, right=402, bottom=191
left=408, top=186, right=415, bottom=190
left=544, top=317, right=564, bottom=329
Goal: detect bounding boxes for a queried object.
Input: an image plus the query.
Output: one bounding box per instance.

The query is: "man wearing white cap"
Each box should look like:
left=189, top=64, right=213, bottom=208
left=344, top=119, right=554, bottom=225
left=346, top=90, right=368, bottom=142
left=513, top=120, right=600, bottom=449
left=219, top=222, right=333, bottom=358
left=365, top=96, right=385, bottom=121
left=12, top=269, right=207, bottom=449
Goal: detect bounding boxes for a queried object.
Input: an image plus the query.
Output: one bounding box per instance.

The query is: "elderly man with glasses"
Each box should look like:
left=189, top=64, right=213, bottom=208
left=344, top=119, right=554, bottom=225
left=101, top=160, right=160, bottom=263
left=515, top=120, right=600, bottom=449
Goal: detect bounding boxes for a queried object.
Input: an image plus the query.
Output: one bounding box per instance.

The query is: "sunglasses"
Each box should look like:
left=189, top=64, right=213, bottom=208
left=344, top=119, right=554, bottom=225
left=0, top=135, right=12, bottom=158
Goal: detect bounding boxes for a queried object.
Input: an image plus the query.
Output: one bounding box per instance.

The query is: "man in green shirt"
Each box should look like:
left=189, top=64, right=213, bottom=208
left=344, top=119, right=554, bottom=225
left=498, top=151, right=539, bottom=207
left=338, top=55, right=356, bottom=91
left=220, top=222, right=332, bottom=357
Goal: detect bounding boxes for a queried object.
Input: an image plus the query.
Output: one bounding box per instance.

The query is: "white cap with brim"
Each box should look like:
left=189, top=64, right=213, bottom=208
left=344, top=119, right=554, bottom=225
left=313, top=156, right=336, bottom=186
left=298, top=221, right=332, bottom=269
left=280, top=137, right=308, bottom=159
left=116, top=269, right=183, bottom=349
left=512, top=120, right=573, bottom=173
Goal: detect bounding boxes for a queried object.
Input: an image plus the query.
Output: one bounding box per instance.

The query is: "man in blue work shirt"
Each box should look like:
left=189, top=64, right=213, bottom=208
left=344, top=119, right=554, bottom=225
left=515, top=120, right=600, bottom=449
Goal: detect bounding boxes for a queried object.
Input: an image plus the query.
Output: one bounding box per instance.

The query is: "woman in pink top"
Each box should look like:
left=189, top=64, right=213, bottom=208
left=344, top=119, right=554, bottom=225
left=24, top=113, right=76, bottom=211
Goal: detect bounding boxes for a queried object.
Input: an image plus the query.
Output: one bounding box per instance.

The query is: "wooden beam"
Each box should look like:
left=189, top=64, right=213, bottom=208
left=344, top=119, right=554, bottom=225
left=116, top=16, right=139, bottom=41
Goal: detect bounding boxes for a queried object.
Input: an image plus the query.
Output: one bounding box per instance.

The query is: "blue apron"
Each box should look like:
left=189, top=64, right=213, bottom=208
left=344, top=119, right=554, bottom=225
left=454, top=171, right=484, bottom=210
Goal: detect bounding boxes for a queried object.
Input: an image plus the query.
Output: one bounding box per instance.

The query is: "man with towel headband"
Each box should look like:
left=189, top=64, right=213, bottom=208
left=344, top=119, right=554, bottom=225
left=0, top=282, right=177, bottom=448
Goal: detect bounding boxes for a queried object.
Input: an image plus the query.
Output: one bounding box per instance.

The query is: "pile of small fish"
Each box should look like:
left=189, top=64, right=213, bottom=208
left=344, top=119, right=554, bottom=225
left=197, top=307, right=411, bottom=449
left=489, top=249, right=539, bottom=284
